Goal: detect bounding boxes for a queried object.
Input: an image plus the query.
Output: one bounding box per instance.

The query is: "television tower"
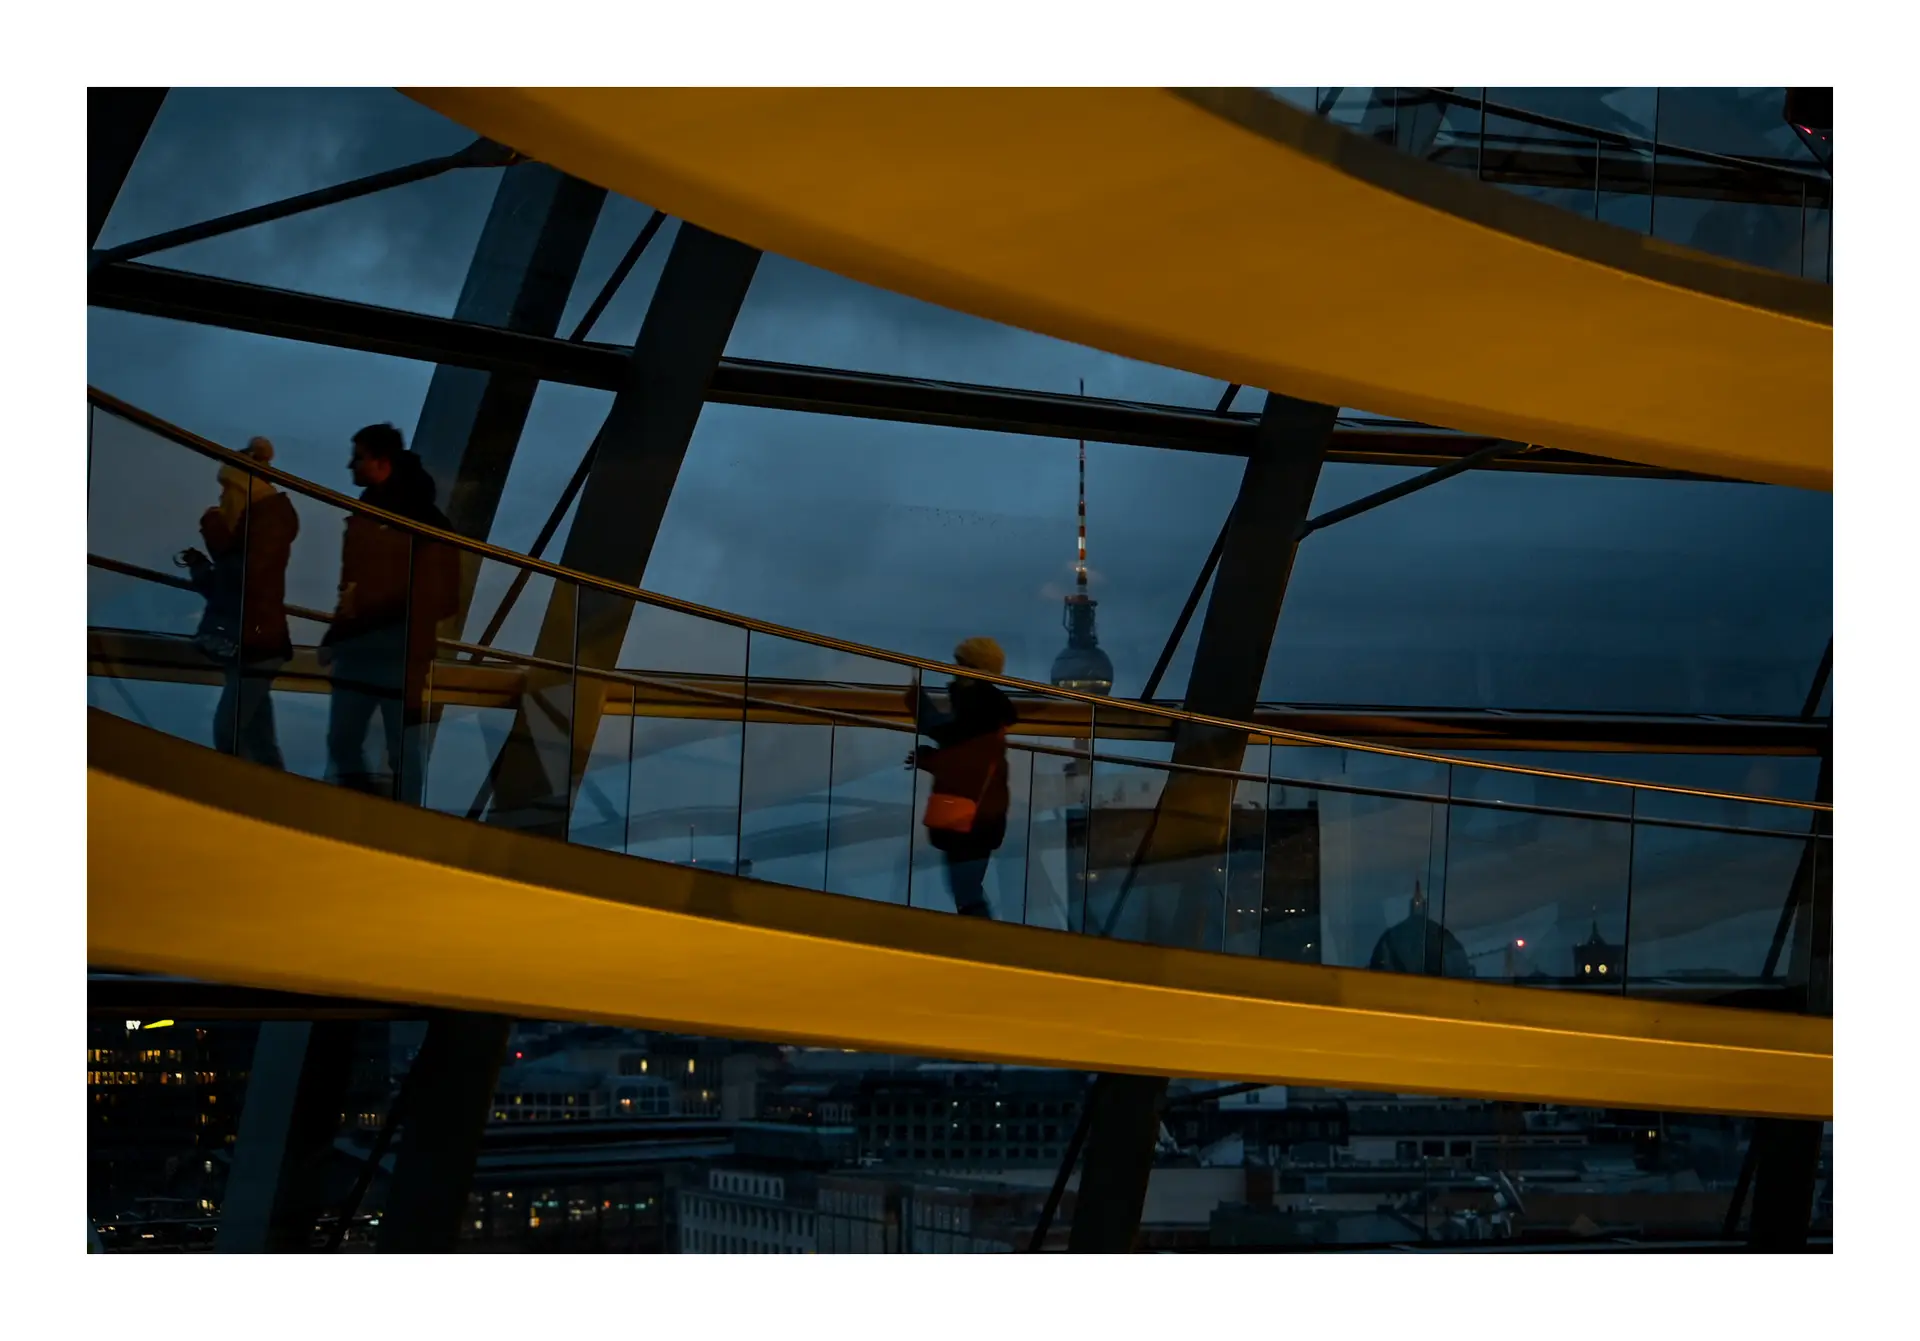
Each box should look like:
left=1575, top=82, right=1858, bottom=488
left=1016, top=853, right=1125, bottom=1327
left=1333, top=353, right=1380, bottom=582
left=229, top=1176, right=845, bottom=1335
left=1050, top=383, right=1114, bottom=697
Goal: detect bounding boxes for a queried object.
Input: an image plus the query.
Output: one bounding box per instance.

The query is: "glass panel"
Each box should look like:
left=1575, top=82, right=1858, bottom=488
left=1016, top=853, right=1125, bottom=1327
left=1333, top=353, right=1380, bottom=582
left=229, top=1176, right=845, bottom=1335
left=1080, top=717, right=1173, bottom=944
left=1483, top=112, right=1601, bottom=219
left=725, top=253, right=1231, bottom=411
left=653, top=403, right=1241, bottom=695
left=424, top=552, right=558, bottom=818
left=1019, top=714, right=1092, bottom=932
left=616, top=604, right=748, bottom=874
left=1487, top=88, right=1657, bottom=139
left=456, top=577, right=577, bottom=832
left=1596, top=143, right=1656, bottom=236
left=1801, top=194, right=1832, bottom=283
left=1081, top=705, right=1240, bottom=951
left=1441, top=766, right=1633, bottom=987
left=568, top=671, right=635, bottom=852
left=465, top=383, right=614, bottom=555
left=738, top=631, right=866, bottom=894
left=1264, top=88, right=1318, bottom=115
left=551, top=205, right=679, bottom=348
left=1426, top=90, right=1494, bottom=180
left=1625, top=821, right=1807, bottom=997
left=1221, top=740, right=1270, bottom=957
left=100, top=88, right=501, bottom=317
left=88, top=404, right=243, bottom=752
left=1652, top=155, right=1806, bottom=275
left=1268, top=464, right=1831, bottom=715
left=87, top=313, right=440, bottom=499
left=1264, top=748, right=1451, bottom=970
left=822, top=719, right=917, bottom=906
left=1654, top=87, right=1805, bottom=163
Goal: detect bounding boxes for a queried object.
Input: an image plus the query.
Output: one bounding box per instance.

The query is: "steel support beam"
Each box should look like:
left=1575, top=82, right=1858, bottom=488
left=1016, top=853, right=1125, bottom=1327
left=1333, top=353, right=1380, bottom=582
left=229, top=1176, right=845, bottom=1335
left=408, top=163, right=606, bottom=621
left=1297, top=439, right=1527, bottom=537
left=1735, top=646, right=1831, bottom=1249
left=484, top=223, right=761, bottom=837
left=216, top=1020, right=359, bottom=1252
left=1746, top=1116, right=1824, bottom=1250
left=375, top=1013, right=513, bottom=1253
left=362, top=229, right=760, bottom=1251
left=1069, top=391, right=1337, bottom=1253
left=1066, top=1072, right=1168, bottom=1253
left=92, top=137, right=515, bottom=269
left=89, top=88, right=167, bottom=247
left=87, top=262, right=1728, bottom=481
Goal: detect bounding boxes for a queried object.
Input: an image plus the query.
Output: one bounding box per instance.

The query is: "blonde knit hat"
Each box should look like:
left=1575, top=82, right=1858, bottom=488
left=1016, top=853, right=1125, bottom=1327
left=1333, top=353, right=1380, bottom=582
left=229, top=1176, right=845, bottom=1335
left=217, top=437, right=278, bottom=499
left=953, top=636, right=1006, bottom=676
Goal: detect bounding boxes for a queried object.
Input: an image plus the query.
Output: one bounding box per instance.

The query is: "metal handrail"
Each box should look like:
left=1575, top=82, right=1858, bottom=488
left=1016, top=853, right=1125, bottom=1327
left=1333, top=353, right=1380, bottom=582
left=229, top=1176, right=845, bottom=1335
left=83, top=597, right=1826, bottom=843
left=1401, top=88, right=1831, bottom=186
left=87, top=387, right=1830, bottom=814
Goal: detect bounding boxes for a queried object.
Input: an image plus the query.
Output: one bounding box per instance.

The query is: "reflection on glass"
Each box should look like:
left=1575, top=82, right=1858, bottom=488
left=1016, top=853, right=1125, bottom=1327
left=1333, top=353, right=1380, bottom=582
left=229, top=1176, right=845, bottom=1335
left=1625, top=825, right=1804, bottom=994
left=568, top=674, right=636, bottom=852
left=617, top=605, right=747, bottom=875
left=461, top=576, right=576, bottom=831
left=89, top=405, right=240, bottom=751
left=1443, top=768, right=1632, bottom=987
left=1484, top=112, right=1602, bottom=219
left=1652, top=156, right=1808, bottom=275
left=1021, top=726, right=1090, bottom=932
left=823, top=723, right=916, bottom=906
left=1221, top=741, right=1270, bottom=957
left=86, top=397, right=1835, bottom=1024
left=741, top=718, right=835, bottom=892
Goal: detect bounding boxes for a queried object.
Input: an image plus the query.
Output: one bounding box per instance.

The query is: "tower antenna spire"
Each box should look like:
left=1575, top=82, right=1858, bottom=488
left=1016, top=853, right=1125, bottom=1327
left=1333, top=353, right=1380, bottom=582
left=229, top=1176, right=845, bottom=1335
left=1076, top=378, right=1088, bottom=590
left=1048, top=377, right=1112, bottom=698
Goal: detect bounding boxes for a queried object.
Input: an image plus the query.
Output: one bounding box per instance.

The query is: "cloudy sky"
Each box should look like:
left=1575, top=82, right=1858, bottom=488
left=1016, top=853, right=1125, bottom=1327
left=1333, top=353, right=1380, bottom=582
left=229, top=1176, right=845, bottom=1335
left=85, top=88, right=1831, bottom=969
left=88, top=88, right=1832, bottom=715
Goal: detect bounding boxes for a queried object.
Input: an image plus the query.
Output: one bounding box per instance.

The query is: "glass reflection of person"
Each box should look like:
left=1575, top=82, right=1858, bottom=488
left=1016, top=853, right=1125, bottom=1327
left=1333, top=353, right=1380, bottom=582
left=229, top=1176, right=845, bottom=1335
left=907, top=637, right=1019, bottom=919
left=177, top=437, right=299, bottom=767
left=1368, top=879, right=1474, bottom=978
left=316, top=424, right=459, bottom=802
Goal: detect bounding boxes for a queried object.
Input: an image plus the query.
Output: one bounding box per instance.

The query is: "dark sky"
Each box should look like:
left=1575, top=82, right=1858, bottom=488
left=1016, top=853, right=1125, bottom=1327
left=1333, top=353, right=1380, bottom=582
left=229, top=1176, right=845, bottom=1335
left=85, top=89, right=1831, bottom=970
left=87, top=88, right=1832, bottom=719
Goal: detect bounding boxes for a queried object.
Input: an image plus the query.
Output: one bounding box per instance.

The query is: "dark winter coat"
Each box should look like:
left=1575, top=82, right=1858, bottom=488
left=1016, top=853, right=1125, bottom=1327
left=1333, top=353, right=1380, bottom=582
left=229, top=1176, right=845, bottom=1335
left=192, top=490, right=300, bottom=662
left=911, top=677, right=1019, bottom=855
left=321, top=453, right=461, bottom=651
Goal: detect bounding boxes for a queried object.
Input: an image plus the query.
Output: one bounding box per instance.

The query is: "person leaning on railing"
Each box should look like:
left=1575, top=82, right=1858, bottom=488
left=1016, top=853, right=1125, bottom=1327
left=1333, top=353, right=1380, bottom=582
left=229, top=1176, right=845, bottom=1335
left=907, top=637, right=1019, bottom=919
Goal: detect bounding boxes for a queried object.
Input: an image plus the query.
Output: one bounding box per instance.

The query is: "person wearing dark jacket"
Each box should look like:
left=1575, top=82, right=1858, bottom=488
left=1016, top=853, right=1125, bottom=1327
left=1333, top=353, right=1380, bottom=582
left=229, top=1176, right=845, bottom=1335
left=908, top=636, right=1019, bottom=918
left=178, top=436, right=299, bottom=767
left=318, top=423, right=460, bottom=801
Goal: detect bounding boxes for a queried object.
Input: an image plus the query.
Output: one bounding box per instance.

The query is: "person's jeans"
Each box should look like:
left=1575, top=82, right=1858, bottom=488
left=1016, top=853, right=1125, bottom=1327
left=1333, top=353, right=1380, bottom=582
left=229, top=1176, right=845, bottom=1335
left=214, top=657, right=286, bottom=769
left=326, top=624, right=425, bottom=804
left=944, top=851, right=993, bottom=919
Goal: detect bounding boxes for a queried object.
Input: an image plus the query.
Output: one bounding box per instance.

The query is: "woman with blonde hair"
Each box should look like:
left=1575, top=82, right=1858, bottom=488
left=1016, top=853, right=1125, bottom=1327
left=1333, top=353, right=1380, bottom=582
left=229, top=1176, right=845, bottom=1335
left=907, top=636, right=1019, bottom=918
left=178, top=436, right=300, bottom=766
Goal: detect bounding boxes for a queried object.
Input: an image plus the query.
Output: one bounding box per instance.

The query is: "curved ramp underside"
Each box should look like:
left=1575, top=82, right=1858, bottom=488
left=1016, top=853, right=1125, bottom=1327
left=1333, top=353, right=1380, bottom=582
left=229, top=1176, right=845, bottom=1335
left=407, top=87, right=1831, bottom=491
left=89, top=713, right=1829, bottom=1118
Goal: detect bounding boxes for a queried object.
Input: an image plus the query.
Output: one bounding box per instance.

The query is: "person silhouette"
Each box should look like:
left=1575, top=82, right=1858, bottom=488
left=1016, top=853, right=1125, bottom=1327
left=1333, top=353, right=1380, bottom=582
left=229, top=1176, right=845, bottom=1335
left=907, top=637, right=1019, bottom=919
left=177, top=436, right=299, bottom=767
left=1368, top=879, right=1474, bottom=978
left=317, top=423, right=460, bottom=801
